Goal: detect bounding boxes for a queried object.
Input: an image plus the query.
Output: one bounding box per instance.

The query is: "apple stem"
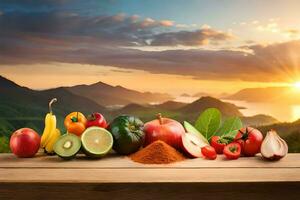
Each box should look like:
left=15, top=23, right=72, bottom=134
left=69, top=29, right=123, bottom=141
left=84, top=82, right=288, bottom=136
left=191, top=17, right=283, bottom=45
left=157, top=113, right=163, bottom=124
left=48, top=98, right=57, bottom=114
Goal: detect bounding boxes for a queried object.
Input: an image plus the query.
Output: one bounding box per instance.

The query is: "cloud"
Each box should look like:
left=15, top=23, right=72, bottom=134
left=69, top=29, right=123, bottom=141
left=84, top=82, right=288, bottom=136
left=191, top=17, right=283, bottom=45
left=0, top=10, right=231, bottom=49
left=256, top=22, right=279, bottom=33
left=159, top=20, right=174, bottom=27
left=149, top=28, right=234, bottom=46
left=1, top=10, right=299, bottom=83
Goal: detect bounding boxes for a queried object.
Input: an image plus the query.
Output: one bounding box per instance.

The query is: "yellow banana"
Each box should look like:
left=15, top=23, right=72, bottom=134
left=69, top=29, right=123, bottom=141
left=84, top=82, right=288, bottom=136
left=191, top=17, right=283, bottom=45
left=41, top=113, right=52, bottom=147
left=40, top=98, right=57, bottom=149
left=45, top=128, right=61, bottom=153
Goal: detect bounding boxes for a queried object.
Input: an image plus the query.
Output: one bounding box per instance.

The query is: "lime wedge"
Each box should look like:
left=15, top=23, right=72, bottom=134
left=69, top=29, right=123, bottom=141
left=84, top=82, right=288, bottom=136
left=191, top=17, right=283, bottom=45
left=81, top=127, right=113, bottom=158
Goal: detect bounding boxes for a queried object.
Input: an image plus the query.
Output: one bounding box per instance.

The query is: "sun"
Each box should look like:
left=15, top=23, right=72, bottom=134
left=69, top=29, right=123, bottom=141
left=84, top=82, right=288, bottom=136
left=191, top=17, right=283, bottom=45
left=293, top=81, right=300, bottom=89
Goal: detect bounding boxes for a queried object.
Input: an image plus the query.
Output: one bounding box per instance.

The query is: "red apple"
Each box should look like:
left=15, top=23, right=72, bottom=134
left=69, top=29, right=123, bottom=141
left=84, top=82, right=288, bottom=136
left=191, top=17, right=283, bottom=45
left=180, top=132, right=206, bottom=158
left=10, top=128, right=40, bottom=158
left=144, top=113, right=185, bottom=149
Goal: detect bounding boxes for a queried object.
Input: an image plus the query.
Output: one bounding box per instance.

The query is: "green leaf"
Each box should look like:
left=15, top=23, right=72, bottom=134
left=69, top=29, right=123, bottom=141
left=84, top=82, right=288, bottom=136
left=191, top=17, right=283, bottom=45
left=195, top=108, right=221, bottom=140
left=183, top=121, right=209, bottom=145
left=217, top=117, right=242, bottom=138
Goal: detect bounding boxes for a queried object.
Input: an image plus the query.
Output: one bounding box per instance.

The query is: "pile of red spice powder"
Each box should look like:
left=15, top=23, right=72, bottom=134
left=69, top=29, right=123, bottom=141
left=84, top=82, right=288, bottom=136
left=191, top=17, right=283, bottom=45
left=130, top=140, right=185, bottom=164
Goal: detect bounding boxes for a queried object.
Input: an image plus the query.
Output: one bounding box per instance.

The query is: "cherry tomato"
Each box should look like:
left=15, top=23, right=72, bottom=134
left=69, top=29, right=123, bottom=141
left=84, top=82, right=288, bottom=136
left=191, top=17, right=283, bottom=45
left=210, top=136, right=227, bottom=154
left=86, top=113, right=107, bottom=128
left=64, top=112, right=87, bottom=136
left=223, top=142, right=241, bottom=160
left=201, top=145, right=217, bottom=160
left=235, top=127, right=263, bottom=156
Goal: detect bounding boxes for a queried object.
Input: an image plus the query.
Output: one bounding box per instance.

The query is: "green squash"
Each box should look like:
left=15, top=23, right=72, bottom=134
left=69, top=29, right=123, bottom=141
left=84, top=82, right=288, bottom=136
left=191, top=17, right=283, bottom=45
left=108, top=115, right=144, bottom=155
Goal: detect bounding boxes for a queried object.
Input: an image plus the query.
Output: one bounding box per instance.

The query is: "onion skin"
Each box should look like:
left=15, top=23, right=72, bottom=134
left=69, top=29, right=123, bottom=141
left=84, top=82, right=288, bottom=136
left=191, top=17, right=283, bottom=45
left=260, top=130, right=288, bottom=161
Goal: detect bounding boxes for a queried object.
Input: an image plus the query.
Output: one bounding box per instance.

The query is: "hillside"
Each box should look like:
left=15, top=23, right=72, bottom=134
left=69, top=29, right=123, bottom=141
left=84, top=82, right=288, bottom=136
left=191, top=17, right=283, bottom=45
left=226, top=86, right=300, bottom=103
left=155, top=101, right=187, bottom=110
left=66, top=81, right=173, bottom=106
left=110, top=97, right=277, bottom=126
left=0, top=76, right=107, bottom=138
left=241, top=114, right=279, bottom=127
left=179, top=96, right=243, bottom=117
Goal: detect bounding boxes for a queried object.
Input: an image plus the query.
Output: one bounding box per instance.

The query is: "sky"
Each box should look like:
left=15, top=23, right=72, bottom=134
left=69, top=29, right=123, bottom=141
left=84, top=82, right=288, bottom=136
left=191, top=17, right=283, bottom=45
left=1, top=0, right=300, bottom=96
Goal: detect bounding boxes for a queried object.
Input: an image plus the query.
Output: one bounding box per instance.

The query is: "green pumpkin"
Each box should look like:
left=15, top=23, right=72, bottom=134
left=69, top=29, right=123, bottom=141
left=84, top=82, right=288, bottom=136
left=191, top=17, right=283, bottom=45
left=108, top=115, right=145, bottom=155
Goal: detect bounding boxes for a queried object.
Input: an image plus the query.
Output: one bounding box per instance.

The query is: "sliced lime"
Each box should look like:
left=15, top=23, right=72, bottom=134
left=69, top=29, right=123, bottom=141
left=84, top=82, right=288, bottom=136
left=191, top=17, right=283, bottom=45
left=54, top=133, right=81, bottom=160
left=81, top=127, right=113, bottom=158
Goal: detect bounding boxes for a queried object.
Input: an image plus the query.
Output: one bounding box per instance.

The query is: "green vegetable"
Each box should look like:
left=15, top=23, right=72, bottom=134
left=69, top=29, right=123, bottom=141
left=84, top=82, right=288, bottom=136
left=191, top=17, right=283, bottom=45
left=195, top=108, right=221, bottom=140
left=183, top=121, right=209, bottom=145
left=216, top=117, right=242, bottom=138
left=108, top=115, right=145, bottom=155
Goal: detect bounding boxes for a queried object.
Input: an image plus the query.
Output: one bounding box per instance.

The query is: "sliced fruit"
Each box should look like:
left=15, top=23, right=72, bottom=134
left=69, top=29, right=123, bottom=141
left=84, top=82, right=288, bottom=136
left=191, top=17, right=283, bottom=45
left=54, top=133, right=81, bottom=160
left=180, top=132, right=205, bottom=158
left=183, top=121, right=209, bottom=145
left=81, top=127, right=113, bottom=158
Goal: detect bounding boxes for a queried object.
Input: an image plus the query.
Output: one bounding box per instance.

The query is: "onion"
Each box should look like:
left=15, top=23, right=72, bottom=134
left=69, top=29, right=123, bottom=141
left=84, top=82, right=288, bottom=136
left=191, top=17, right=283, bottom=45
left=260, top=130, right=288, bottom=160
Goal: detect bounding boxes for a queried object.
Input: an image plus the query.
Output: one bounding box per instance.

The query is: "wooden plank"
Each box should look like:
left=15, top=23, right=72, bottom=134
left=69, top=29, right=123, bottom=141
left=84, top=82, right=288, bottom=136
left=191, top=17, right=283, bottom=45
left=0, top=168, right=299, bottom=183
left=1, top=182, right=300, bottom=200
left=0, top=153, right=299, bottom=169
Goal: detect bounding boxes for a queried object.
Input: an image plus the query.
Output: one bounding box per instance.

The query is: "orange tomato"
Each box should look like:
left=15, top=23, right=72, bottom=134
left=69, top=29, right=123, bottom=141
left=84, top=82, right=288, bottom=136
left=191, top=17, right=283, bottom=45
left=64, top=112, right=87, bottom=136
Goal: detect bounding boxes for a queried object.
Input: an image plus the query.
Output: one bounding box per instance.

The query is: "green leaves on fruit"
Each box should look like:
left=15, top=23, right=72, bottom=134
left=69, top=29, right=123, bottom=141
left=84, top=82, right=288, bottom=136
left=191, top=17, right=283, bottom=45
left=193, top=108, right=243, bottom=142
left=195, top=108, right=221, bottom=140
left=216, top=117, right=242, bottom=138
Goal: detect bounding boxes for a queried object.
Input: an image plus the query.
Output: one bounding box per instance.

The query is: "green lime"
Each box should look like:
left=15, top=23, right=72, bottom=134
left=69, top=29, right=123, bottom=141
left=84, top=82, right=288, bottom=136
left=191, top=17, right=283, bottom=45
left=81, top=127, right=113, bottom=158
left=54, top=133, right=81, bottom=160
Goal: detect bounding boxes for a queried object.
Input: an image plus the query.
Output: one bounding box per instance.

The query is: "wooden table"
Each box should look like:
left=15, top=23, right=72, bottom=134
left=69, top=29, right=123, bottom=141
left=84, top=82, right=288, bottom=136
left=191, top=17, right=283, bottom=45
left=0, top=153, right=300, bottom=200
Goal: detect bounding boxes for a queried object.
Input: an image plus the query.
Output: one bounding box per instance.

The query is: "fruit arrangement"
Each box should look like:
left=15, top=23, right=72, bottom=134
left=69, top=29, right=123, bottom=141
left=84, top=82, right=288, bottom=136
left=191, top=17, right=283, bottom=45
left=9, top=98, right=288, bottom=164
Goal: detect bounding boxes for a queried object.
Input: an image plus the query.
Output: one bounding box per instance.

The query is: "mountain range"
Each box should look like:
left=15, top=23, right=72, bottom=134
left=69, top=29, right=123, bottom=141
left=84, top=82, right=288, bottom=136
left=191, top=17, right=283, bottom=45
left=65, top=81, right=172, bottom=106
left=0, top=75, right=279, bottom=139
left=227, top=86, right=300, bottom=104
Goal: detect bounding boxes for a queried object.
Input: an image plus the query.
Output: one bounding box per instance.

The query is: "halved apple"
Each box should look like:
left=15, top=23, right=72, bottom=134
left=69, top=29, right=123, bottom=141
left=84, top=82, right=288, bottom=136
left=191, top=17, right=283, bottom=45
left=180, top=132, right=207, bottom=158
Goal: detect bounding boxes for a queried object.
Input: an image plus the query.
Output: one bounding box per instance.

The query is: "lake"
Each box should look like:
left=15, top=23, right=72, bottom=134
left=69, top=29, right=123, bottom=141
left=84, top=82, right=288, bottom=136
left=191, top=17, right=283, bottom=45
left=174, top=96, right=300, bottom=122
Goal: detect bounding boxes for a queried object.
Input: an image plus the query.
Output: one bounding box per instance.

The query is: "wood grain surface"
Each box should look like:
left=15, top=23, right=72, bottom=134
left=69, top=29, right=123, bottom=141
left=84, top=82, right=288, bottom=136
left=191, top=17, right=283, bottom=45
left=1, top=153, right=300, bottom=199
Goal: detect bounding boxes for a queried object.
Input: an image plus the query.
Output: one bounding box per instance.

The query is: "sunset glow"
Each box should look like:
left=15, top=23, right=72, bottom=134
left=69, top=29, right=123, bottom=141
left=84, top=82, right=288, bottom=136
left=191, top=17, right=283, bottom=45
left=0, top=0, right=300, bottom=96
left=293, top=82, right=300, bottom=89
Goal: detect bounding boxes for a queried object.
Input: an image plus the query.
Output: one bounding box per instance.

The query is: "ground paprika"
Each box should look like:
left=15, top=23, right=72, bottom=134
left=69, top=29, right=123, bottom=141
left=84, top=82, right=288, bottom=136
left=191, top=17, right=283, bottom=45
left=130, top=140, right=185, bottom=164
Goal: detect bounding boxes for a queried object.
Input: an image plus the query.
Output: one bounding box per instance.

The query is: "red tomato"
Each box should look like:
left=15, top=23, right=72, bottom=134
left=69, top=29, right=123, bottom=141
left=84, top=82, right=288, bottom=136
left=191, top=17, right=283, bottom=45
left=86, top=113, right=107, bottom=129
left=223, top=142, right=241, bottom=160
left=201, top=145, right=217, bottom=160
left=235, top=127, right=263, bottom=156
left=210, top=136, right=226, bottom=154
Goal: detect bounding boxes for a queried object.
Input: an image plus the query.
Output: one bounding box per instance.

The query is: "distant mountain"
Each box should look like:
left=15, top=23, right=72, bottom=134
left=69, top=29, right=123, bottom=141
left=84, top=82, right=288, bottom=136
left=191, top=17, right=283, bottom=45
left=241, top=114, right=279, bottom=127
left=193, top=92, right=211, bottom=97
left=66, top=81, right=173, bottom=106
left=180, top=93, right=191, bottom=97
left=0, top=76, right=107, bottom=137
left=179, top=96, right=243, bottom=117
left=110, top=96, right=245, bottom=123
left=226, top=86, right=299, bottom=103
left=155, top=101, right=187, bottom=110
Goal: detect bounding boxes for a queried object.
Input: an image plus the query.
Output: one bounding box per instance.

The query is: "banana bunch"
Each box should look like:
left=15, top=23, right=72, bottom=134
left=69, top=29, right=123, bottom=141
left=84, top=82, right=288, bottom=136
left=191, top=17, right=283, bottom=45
left=41, top=98, right=61, bottom=154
